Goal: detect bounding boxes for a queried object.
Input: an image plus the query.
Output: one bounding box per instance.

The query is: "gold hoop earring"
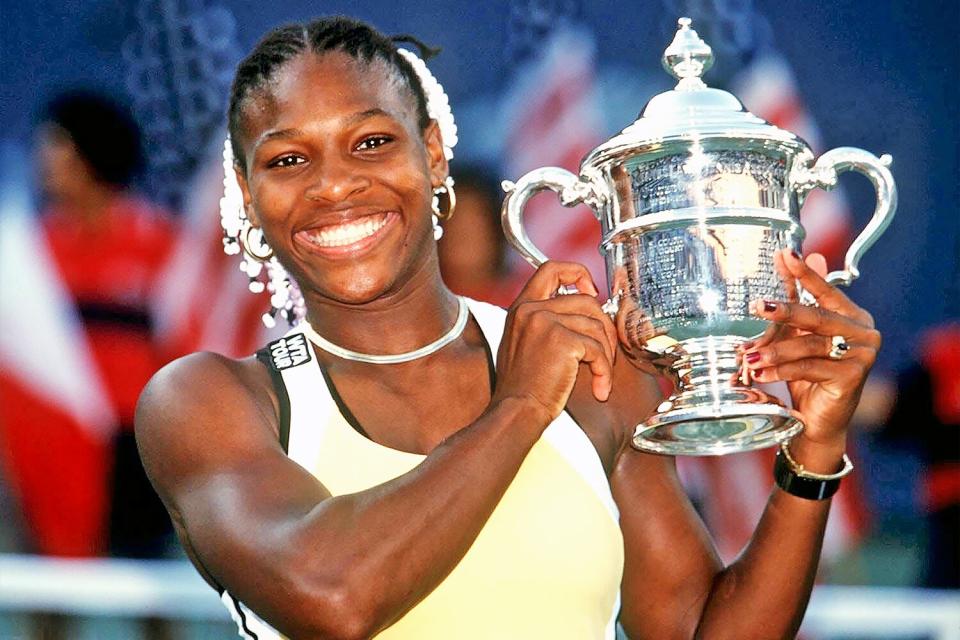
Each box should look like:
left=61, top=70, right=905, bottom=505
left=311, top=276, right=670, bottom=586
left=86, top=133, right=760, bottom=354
left=432, top=177, right=456, bottom=222
left=240, top=223, right=274, bottom=262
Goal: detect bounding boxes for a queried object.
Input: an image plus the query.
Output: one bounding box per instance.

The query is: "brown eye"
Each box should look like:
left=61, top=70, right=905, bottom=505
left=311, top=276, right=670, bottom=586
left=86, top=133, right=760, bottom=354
left=268, top=155, right=306, bottom=169
left=355, top=135, right=393, bottom=151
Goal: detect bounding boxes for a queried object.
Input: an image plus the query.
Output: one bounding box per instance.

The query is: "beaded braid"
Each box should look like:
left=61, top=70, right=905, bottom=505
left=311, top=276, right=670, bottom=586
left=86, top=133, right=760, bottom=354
left=220, top=41, right=457, bottom=328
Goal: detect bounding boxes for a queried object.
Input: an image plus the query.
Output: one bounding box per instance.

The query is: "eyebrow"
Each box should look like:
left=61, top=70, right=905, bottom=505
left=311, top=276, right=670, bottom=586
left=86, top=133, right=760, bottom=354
left=347, top=108, right=392, bottom=124
left=253, top=128, right=305, bottom=154
left=253, top=108, right=397, bottom=154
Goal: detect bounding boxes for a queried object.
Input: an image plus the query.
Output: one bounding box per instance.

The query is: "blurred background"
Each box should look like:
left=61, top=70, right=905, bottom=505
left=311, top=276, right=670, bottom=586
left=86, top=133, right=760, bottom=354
left=0, top=0, right=957, bottom=638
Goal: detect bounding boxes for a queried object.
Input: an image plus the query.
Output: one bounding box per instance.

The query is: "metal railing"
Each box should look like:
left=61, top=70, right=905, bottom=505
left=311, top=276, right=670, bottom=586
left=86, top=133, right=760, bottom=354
left=1, top=554, right=957, bottom=638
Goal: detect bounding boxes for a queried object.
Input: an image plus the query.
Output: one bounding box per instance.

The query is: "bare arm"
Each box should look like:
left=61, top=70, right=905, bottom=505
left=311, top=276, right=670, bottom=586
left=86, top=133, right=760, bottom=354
left=138, top=352, right=546, bottom=639
left=600, top=251, right=880, bottom=639
left=613, top=438, right=840, bottom=639
left=137, top=262, right=617, bottom=640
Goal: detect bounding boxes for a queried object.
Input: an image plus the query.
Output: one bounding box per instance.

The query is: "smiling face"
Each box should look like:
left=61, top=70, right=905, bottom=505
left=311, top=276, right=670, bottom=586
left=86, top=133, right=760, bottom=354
left=234, top=51, right=448, bottom=307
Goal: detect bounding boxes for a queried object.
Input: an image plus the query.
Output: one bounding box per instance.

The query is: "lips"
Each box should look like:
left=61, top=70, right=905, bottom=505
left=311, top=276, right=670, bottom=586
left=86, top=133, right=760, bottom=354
left=295, top=211, right=398, bottom=256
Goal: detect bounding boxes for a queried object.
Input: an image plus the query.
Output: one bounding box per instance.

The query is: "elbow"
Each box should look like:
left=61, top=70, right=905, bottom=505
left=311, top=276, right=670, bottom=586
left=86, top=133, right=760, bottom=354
left=279, top=559, right=386, bottom=640
left=312, top=584, right=382, bottom=640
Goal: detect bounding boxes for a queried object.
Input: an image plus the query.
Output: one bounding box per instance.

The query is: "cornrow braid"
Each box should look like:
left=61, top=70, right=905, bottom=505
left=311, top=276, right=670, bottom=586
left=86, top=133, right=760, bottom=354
left=228, top=16, right=436, bottom=170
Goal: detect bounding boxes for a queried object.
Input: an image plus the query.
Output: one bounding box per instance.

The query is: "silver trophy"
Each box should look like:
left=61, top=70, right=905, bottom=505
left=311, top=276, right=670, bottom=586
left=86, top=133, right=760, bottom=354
left=501, top=18, right=896, bottom=455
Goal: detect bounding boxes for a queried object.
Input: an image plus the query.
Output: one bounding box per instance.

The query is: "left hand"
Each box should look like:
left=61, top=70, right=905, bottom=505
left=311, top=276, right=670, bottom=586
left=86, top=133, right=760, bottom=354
left=739, top=250, right=882, bottom=448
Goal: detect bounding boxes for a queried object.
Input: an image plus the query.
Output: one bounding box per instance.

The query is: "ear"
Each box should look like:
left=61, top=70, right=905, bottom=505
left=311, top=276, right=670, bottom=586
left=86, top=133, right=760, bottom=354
left=422, top=120, right=449, bottom=188
left=233, top=163, right=261, bottom=227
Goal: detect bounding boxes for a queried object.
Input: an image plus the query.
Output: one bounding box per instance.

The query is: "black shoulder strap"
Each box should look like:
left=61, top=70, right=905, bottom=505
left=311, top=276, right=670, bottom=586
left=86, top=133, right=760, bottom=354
left=256, top=347, right=291, bottom=454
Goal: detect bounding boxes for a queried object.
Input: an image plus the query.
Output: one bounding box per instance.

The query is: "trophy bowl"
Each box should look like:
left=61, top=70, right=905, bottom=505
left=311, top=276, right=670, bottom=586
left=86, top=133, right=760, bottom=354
left=501, top=18, right=896, bottom=456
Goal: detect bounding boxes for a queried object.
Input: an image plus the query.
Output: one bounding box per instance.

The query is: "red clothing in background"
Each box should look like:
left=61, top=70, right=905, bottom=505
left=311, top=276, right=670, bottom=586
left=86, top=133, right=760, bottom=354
left=0, top=196, right=175, bottom=556
left=42, top=197, right=175, bottom=427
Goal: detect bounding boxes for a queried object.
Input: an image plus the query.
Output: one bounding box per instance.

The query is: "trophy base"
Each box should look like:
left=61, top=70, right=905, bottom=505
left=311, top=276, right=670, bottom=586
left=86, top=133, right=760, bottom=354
left=633, top=385, right=804, bottom=456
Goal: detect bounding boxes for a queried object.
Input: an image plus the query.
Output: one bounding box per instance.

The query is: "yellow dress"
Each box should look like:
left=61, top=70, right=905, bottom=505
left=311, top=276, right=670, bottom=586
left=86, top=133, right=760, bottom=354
left=221, top=298, right=624, bottom=639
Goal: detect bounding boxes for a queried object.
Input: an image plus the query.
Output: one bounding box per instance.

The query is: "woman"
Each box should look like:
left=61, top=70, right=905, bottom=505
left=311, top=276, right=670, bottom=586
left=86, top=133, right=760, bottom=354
left=136, top=16, right=881, bottom=639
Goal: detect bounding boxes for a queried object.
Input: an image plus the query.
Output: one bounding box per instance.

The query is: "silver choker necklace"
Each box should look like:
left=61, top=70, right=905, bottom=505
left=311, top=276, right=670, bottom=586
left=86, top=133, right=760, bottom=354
left=301, top=297, right=469, bottom=364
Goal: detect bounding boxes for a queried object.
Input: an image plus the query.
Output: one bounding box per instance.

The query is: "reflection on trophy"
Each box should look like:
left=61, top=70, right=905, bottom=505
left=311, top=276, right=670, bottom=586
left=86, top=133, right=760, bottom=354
left=501, top=17, right=897, bottom=455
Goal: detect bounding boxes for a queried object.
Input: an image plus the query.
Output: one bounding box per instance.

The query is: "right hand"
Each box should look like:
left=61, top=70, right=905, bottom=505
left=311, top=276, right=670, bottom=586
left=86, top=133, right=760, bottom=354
left=492, top=261, right=618, bottom=427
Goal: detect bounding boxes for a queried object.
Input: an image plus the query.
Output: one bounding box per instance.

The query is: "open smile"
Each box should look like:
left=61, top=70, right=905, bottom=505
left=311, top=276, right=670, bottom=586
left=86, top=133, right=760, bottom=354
left=295, top=211, right=398, bottom=257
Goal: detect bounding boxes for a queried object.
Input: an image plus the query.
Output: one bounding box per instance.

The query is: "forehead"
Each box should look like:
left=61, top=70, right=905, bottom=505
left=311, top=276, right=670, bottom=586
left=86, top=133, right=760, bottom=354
left=238, top=51, right=419, bottom=146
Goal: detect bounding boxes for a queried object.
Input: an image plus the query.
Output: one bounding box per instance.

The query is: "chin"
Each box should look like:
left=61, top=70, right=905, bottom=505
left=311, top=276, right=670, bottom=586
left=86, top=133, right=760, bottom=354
left=286, top=229, right=438, bottom=307
left=298, top=263, right=405, bottom=307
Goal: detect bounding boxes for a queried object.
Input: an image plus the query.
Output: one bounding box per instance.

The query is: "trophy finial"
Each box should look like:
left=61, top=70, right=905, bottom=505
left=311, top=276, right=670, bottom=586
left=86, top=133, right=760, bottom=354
left=663, top=17, right=714, bottom=89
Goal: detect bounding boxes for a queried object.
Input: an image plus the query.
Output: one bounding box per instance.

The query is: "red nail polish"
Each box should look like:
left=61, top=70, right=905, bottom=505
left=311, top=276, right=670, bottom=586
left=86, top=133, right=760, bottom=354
left=754, top=368, right=764, bottom=378
left=738, top=341, right=754, bottom=352
left=790, top=249, right=802, bottom=260
left=745, top=351, right=761, bottom=364
left=763, top=301, right=778, bottom=313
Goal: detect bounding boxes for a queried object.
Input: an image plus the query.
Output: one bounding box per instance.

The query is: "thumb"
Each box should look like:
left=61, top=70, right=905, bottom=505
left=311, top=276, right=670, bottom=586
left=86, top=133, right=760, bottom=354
left=804, top=252, right=828, bottom=278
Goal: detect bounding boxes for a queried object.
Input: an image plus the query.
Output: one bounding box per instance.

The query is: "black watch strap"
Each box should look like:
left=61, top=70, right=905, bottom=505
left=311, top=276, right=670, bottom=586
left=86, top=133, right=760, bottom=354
left=773, top=446, right=853, bottom=500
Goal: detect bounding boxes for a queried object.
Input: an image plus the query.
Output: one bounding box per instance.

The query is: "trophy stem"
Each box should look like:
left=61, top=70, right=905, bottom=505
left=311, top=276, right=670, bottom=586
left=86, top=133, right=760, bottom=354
left=633, top=336, right=804, bottom=456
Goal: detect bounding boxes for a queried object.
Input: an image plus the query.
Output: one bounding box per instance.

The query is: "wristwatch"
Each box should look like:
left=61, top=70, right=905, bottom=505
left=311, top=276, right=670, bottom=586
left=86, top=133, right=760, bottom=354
left=774, top=442, right=854, bottom=500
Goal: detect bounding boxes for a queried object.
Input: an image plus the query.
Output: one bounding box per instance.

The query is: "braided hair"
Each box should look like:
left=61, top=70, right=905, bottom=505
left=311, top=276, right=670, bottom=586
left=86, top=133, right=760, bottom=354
left=228, top=16, right=438, bottom=170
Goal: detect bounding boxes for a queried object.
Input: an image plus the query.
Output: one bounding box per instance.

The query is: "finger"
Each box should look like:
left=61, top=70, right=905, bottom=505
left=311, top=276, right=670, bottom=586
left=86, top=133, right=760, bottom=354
left=561, top=327, right=614, bottom=402
left=538, top=294, right=618, bottom=359
left=750, top=299, right=880, bottom=347
left=773, top=250, right=799, bottom=303
left=515, top=261, right=599, bottom=303
left=782, top=250, right=870, bottom=322
left=805, top=252, right=828, bottom=278
left=550, top=312, right=617, bottom=365
left=736, top=320, right=782, bottom=354
left=751, top=357, right=868, bottom=388
left=743, top=335, right=877, bottom=370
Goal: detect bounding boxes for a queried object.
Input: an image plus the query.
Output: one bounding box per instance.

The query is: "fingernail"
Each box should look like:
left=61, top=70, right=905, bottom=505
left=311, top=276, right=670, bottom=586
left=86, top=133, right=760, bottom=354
left=790, top=249, right=802, bottom=261
left=754, top=368, right=764, bottom=379
left=745, top=351, right=761, bottom=364
left=739, top=341, right=755, bottom=351
left=763, top=301, right=778, bottom=313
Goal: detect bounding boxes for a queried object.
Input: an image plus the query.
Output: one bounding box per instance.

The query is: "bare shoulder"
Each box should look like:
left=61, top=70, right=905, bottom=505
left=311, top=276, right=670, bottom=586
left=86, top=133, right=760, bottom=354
left=135, top=351, right=280, bottom=500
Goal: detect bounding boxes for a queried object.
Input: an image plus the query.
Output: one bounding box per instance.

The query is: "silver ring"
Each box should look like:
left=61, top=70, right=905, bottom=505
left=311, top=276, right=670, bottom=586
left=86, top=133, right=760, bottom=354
left=828, top=335, right=850, bottom=360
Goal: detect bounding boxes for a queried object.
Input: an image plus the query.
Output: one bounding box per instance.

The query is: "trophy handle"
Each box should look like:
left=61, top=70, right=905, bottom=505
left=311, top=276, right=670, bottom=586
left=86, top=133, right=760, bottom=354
left=501, top=166, right=606, bottom=269
left=797, top=147, right=897, bottom=288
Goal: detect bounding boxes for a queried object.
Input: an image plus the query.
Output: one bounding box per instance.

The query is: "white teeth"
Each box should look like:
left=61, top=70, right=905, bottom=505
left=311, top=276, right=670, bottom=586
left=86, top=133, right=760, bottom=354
left=305, top=215, right=388, bottom=248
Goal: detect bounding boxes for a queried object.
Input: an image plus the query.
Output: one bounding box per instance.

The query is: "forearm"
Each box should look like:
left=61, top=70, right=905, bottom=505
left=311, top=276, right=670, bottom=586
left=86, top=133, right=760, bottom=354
left=282, top=396, right=546, bottom=636
left=694, top=435, right=845, bottom=639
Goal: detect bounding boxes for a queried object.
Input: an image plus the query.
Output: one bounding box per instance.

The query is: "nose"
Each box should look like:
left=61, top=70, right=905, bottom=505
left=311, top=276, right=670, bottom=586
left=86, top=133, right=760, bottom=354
left=304, top=156, right=371, bottom=204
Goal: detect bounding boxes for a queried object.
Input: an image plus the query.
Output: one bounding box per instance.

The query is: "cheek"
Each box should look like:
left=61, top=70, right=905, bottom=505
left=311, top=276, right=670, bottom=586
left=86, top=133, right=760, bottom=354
left=249, top=178, right=298, bottom=236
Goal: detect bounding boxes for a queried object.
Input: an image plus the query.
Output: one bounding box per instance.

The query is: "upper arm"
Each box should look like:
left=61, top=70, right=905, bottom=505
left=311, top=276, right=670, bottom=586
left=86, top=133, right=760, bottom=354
left=135, top=353, right=333, bottom=627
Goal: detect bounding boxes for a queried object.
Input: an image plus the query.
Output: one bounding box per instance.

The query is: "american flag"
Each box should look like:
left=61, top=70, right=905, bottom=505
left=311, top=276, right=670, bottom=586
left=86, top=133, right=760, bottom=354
left=129, top=1, right=270, bottom=358
left=151, top=151, right=276, bottom=358
left=732, top=53, right=852, bottom=266
left=0, top=148, right=115, bottom=555
left=500, top=26, right=607, bottom=297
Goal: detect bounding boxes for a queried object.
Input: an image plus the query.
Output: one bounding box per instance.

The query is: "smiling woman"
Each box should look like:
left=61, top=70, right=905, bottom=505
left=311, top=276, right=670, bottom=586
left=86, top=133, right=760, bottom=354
left=135, top=14, right=881, bottom=640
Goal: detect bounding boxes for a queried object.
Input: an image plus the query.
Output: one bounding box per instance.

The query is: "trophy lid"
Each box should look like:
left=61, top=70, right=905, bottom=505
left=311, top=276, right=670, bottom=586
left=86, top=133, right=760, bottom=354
left=583, top=18, right=807, bottom=171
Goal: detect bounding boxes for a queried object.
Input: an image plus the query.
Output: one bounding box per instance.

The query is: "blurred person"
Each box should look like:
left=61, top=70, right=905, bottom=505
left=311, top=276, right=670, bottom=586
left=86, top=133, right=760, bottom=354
left=137, top=17, right=883, bottom=639
left=1, top=91, right=176, bottom=638
left=881, top=322, right=960, bottom=588
left=437, top=165, right=514, bottom=307
left=35, top=90, right=177, bottom=559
